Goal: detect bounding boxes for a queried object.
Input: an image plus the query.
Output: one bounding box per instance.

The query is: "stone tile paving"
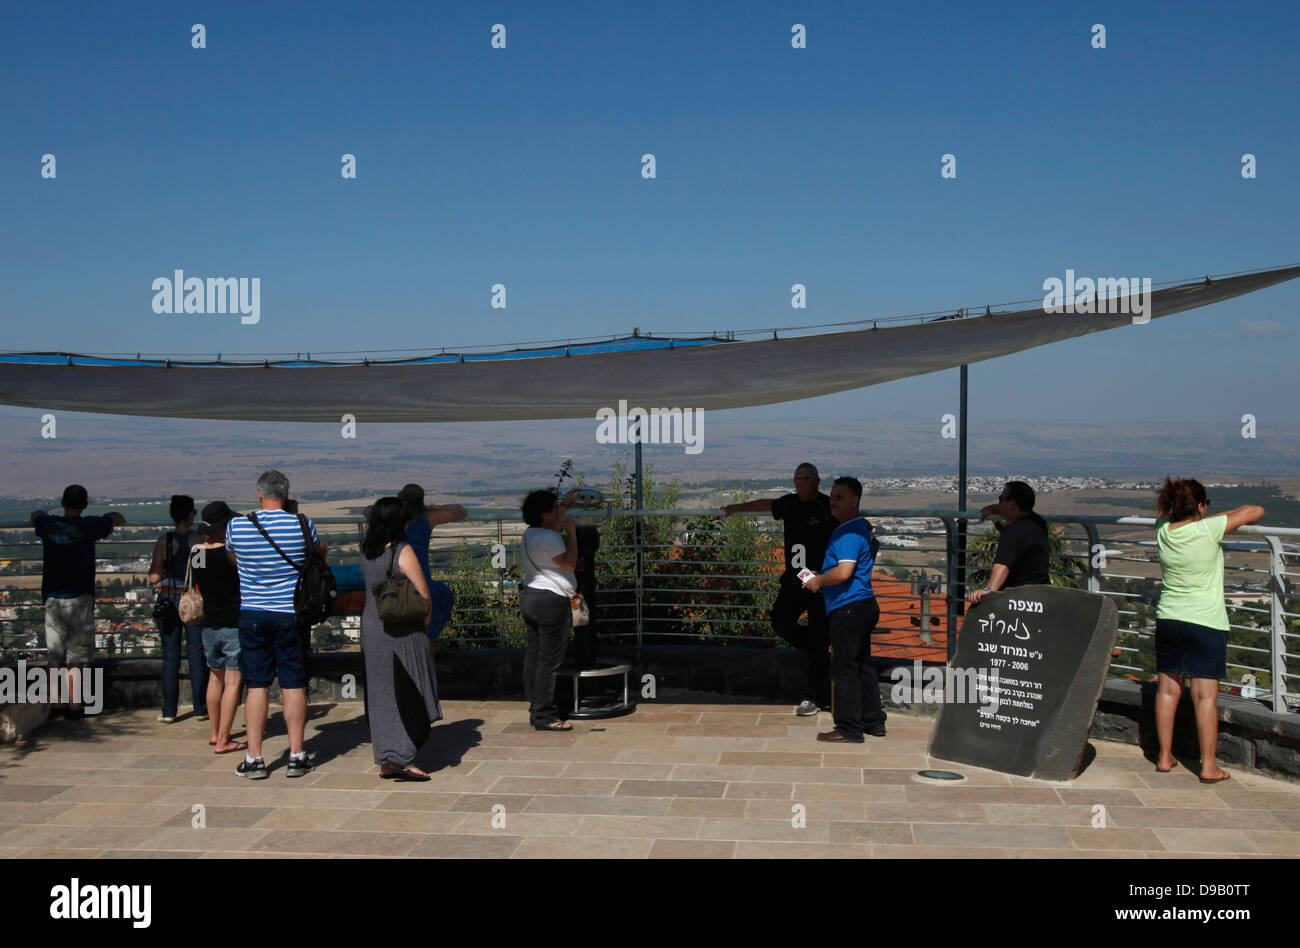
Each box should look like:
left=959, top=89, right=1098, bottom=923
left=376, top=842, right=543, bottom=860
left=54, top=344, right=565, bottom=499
left=2, top=700, right=1298, bottom=858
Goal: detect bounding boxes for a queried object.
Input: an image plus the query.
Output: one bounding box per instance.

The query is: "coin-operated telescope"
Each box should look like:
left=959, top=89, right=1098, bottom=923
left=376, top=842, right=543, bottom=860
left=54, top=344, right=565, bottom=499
left=555, top=488, right=635, bottom=719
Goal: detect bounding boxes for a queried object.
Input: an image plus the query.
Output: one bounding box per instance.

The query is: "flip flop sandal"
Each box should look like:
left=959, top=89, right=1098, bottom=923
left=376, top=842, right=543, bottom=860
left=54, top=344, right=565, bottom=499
left=1198, top=771, right=1230, bottom=784
left=381, top=766, right=431, bottom=782
left=214, top=743, right=249, bottom=755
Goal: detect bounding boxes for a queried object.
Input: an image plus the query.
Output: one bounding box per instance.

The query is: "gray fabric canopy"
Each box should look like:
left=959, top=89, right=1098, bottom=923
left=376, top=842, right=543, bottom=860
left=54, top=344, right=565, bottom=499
left=2, top=266, right=1297, bottom=422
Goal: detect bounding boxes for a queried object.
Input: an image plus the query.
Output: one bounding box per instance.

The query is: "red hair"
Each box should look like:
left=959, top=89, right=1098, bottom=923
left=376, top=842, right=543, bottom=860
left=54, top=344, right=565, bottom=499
left=1156, top=477, right=1207, bottom=521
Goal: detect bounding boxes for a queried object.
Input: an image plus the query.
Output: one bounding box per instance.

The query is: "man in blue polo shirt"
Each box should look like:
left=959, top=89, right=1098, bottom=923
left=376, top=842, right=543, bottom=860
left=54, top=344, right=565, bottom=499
left=802, top=476, right=885, bottom=742
left=225, top=470, right=326, bottom=779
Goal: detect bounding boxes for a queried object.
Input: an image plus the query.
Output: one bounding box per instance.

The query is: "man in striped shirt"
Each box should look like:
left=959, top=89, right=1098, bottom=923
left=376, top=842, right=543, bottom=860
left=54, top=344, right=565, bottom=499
left=226, top=470, right=327, bottom=779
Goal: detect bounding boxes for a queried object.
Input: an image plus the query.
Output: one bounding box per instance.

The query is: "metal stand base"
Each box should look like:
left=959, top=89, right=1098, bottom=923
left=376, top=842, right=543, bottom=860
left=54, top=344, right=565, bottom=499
left=556, top=661, right=637, bottom=720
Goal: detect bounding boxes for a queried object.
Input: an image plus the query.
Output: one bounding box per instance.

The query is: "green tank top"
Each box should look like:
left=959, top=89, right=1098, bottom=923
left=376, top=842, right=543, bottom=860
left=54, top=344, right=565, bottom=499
left=1156, top=515, right=1228, bottom=631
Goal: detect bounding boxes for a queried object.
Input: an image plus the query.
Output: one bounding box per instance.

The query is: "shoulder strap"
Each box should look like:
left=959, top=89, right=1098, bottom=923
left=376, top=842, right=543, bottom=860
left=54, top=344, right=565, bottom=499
left=159, top=532, right=174, bottom=590
left=247, top=513, right=303, bottom=574
left=522, top=530, right=541, bottom=573
left=295, top=514, right=315, bottom=558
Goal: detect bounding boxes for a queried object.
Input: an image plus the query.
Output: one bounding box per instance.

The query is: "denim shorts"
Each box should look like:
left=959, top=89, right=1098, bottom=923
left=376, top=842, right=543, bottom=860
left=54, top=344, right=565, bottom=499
left=238, top=609, right=307, bottom=689
left=202, top=627, right=241, bottom=670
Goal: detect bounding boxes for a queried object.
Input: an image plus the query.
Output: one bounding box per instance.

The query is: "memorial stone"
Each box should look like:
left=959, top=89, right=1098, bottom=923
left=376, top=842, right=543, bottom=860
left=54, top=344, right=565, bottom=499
left=928, top=585, right=1119, bottom=780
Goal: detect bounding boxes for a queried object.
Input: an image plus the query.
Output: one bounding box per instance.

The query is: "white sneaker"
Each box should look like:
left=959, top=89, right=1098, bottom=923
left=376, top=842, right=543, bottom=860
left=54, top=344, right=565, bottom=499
left=156, top=714, right=175, bottom=724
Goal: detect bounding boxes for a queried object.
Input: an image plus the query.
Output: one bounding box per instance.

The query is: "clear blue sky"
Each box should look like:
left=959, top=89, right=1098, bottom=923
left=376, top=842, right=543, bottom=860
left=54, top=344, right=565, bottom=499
left=1, top=0, right=1297, bottom=428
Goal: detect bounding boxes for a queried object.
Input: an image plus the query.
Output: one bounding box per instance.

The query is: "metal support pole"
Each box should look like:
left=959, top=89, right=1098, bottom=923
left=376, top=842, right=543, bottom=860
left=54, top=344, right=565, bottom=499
left=953, top=365, right=968, bottom=662
left=958, top=364, right=968, bottom=514
left=634, top=418, right=644, bottom=647
left=941, top=516, right=959, bottom=662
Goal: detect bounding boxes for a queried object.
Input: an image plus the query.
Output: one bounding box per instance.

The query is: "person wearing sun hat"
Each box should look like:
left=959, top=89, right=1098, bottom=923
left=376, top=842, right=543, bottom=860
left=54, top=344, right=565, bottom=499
left=398, top=483, right=466, bottom=640
left=192, top=501, right=248, bottom=754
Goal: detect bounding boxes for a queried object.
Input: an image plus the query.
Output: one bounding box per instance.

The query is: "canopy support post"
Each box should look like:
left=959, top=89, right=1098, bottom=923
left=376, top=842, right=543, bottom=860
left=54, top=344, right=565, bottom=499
left=953, top=364, right=968, bottom=662
left=634, top=417, right=644, bottom=648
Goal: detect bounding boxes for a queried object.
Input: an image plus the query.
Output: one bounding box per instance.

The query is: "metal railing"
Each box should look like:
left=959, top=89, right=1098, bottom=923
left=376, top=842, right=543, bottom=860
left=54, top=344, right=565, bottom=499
left=2, top=509, right=1296, bottom=710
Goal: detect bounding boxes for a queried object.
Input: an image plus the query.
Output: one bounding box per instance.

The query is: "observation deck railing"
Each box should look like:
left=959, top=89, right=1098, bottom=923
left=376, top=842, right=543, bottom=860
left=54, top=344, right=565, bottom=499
left=1, top=509, right=1295, bottom=711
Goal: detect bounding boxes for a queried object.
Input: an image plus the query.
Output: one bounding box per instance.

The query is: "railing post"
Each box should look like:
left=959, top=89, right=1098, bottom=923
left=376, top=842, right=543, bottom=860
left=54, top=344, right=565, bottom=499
left=1082, top=521, right=1103, bottom=594
left=634, top=513, right=644, bottom=648
left=1267, top=536, right=1288, bottom=712
left=497, top=519, right=506, bottom=648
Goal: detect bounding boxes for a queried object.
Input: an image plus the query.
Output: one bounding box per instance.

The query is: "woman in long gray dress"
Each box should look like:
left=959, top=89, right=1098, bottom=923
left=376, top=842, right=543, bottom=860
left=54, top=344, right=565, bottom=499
left=361, top=497, right=443, bottom=781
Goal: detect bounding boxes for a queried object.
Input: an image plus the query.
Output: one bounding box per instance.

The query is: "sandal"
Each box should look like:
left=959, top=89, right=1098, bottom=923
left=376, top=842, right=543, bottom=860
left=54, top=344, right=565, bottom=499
left=1199, top=771, right=1230, bottom=784
left=214, top=742, right=248, bottom=755
left=381, top=764, right=431, bottom=782
left=534, top=720, right=573, bottom=732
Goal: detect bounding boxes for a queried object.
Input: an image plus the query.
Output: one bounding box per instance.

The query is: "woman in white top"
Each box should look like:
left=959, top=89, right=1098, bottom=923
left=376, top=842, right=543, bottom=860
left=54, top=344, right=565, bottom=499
left=518, top=490, right=578, bottom=731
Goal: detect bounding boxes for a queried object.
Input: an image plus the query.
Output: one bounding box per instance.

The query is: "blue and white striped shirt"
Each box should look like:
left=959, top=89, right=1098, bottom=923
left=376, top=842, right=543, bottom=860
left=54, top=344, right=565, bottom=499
left=226, top=510, right=320, bottom=614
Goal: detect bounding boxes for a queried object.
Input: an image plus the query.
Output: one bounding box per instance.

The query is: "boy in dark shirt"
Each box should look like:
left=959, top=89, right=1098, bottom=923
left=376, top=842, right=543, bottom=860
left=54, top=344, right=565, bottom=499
left=725, top=462, right=834, bottom=715
left=968, top=481, right=1050, bottom=604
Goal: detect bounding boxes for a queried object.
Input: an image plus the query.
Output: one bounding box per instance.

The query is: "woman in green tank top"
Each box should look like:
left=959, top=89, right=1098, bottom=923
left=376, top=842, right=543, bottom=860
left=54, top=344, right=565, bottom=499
left=1153, top=477, right=1264, bottom=783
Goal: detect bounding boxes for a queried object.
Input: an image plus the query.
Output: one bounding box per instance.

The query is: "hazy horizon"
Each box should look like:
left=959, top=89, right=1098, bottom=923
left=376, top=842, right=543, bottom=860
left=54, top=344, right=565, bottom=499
left=1, top=409, right=1295, bottom=502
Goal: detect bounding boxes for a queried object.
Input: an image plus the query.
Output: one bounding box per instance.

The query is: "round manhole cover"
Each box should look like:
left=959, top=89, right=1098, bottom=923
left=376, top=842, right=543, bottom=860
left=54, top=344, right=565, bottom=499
left=916, top=769, right=965, bottom=781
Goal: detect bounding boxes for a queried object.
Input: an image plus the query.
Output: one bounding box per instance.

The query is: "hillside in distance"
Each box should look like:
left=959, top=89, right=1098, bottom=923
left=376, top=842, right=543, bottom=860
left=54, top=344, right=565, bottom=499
left=1, top=410, right=1296, bottom=499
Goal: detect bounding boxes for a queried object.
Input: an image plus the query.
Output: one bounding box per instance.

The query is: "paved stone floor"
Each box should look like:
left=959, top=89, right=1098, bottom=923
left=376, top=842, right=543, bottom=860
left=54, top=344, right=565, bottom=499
left=2, top=701, right=1299, bottom=858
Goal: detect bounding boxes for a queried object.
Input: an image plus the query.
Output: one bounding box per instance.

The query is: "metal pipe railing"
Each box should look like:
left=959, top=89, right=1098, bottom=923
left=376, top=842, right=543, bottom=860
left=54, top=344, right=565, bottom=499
left=1, top=509, right=1295, bottom=710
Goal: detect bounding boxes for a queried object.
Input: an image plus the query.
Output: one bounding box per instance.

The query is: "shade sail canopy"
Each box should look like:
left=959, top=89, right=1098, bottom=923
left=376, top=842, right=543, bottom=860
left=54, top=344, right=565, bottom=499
left=2, top=265, right=1297, bottom=422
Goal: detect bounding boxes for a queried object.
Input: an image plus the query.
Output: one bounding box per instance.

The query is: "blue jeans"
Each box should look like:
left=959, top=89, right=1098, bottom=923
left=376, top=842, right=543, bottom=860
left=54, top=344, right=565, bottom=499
left=160, top=616, right=209, bottom=718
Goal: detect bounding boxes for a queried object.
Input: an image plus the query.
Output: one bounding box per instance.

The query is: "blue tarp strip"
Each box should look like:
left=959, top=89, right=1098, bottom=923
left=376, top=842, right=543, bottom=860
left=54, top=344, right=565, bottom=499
left=0, top=335, right=728, bottom=367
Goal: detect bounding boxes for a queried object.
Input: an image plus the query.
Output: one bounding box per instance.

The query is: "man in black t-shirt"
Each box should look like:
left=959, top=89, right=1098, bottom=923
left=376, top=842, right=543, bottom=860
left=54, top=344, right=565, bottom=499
left=725, top=462, right=835, bottom=715
left=30, top=484, right=126, bottom=714
left=968, top=480, right=1051, bottom=605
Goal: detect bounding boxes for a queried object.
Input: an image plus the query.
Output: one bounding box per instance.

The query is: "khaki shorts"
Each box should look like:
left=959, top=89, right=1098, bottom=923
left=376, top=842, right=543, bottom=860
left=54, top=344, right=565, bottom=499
left=44, top=595, right=95, bottom=664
